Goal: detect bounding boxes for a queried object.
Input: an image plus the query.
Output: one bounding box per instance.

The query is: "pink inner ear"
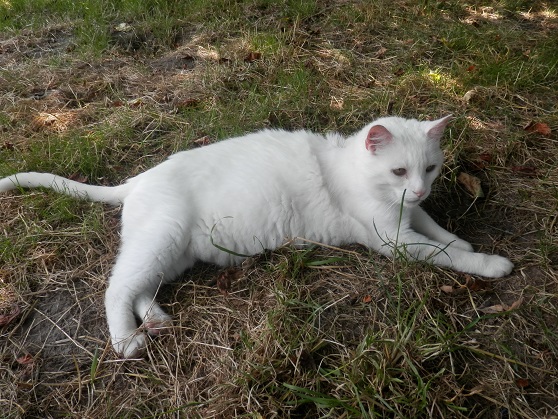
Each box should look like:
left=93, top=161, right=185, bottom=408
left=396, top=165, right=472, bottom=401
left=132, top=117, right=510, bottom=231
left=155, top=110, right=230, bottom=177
left=365, top=125, right=392, bottom=152
left=427, top=115, right=453, bottom=141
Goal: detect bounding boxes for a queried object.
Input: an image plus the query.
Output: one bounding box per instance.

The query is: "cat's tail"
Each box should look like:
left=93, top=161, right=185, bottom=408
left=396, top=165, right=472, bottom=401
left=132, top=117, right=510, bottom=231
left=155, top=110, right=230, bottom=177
left=0, top=172, right=133, bottom=205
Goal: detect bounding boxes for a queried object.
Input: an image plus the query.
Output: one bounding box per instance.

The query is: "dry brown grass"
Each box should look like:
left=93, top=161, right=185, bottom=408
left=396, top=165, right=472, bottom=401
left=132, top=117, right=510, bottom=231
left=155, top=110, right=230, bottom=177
left=1, top=1, right=557, bottom=417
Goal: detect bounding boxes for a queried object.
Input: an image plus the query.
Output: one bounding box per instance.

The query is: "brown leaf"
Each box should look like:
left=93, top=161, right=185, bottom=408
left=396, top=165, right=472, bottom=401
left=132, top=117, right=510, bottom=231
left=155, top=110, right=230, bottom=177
left=462, top=89, right=477, bottom=104
left=244, top=52, right=261, bottom=62
left=2, top=141, right=15, bottom=150
left=479, top=297, right=523, bottom=314
left=375, top=46, right=388, bottom=59
left=457, top=172, right=484, bottom=198
left=466, top=277, right=490, bottom=292
left=511, top=166, right=537, bottom=177
left=362, top=295, right=373, bottom=303
left=478, top=153, right=493, bottom=162
left=216, top=267, right=243, bottom=295
left=524, top=121, right=551, bottom=136
left=68, top=173, right=88, bottom=183
left=16, top=354, right=34, bottom=365
left=193, top=136, right=212, bottom=147
left=440, top=285, right=455, bottom=294
left=478, top=304, right=505, bottom=314
left=128, top=98, right=144, bottom=108
left=176, top=98, right=200, bottom=109
left=516, top=378, right=530, bottom=388
left=0, top=305, right=21, bottom=327
left=509, top=297, right=523, bottom=310
left=466, top=65, right=476, bottom=72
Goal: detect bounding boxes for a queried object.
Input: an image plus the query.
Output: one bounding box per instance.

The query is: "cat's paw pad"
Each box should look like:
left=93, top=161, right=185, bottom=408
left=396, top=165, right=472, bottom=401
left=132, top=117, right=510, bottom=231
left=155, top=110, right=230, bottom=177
left=483, top=255, right=514, bottom=278
left=450, top=238, right=474, bottom=252
left=112, top=332, right=147, bottom=359
left=143, top=317, right=172, bottom=336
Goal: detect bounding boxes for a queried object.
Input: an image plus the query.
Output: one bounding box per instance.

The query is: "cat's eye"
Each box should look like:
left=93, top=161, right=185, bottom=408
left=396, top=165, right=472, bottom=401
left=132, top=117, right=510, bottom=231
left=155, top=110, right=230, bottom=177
left=425, top=165, right=436, bottom=173
left=392, top=168, right=407, bottom=177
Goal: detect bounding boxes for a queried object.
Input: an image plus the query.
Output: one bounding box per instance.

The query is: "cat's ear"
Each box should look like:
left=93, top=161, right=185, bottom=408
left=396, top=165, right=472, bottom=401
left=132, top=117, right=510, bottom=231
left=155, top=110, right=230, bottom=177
left=426, top=115, right=453, bottom=141
left=365, top=125, right=393, bottom=153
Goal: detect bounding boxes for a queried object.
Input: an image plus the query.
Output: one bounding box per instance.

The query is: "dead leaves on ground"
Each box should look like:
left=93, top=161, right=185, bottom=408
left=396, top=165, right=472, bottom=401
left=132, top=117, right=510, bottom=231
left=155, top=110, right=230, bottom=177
left=244, top=51, right=261, bottom=63
left=216, top=267, right=244, bottom=295
left=0, top=304, right=21, bottom=327
left=477, top=297, right=523, bottom=314
left=524, top=120, right=552, bottom=137
left=458, top=172, right=484, bottom=198
left=441, top=275, right=524, bottom=314
left=440, top=275, right=491, bottom=296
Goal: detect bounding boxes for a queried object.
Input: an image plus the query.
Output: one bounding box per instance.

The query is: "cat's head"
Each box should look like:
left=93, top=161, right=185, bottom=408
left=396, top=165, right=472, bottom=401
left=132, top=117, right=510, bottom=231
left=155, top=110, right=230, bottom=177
left=360, top=115, right=452, bottom=208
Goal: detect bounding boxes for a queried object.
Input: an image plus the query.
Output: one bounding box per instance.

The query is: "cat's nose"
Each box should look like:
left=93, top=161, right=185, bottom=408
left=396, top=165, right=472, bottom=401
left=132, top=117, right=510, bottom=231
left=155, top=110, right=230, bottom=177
left=413, top=189, right=426, bottom=198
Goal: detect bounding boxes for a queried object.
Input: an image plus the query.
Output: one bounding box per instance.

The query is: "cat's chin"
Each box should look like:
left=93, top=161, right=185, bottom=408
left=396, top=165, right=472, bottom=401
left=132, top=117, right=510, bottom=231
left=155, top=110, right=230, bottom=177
left=402, top=198, right=422, bottom=207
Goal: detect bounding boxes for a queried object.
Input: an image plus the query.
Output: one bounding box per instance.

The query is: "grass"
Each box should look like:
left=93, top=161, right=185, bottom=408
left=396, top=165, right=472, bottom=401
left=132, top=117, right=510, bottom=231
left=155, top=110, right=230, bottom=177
left=1, top=0, right=557, bottom=417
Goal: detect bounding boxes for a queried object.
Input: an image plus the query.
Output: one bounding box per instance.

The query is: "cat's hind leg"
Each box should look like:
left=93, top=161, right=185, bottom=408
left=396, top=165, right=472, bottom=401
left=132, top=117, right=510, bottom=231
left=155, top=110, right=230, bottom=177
left=104, top=215, right=194, bottom=358
left=134, top=294, right=172, bottom=336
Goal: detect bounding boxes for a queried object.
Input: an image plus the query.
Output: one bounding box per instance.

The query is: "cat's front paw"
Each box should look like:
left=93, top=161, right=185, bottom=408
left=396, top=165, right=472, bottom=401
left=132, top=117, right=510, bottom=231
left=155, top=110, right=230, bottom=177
left=482, top=254, right=514, bottom=278
left=112, top=332, right=147, bottom=359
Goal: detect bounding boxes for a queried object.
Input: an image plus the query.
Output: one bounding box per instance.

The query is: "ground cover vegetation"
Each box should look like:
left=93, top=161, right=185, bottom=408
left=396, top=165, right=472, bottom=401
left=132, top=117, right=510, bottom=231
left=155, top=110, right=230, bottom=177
left=0, top=0, right=557, bottom=417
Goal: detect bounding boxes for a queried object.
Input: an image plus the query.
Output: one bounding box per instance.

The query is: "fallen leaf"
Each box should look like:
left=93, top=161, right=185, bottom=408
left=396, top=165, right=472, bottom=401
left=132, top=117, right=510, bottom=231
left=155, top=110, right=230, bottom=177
left=375, top=46, right=388, bottom=59
left=509, top=297, right=523, bottom=310
left=241, top=257, right=255, bottom=270
left=466, top=65, right=476, bottom=72
left=440, top=285, right=455, bottom=294
left=462, top=89, right=478, bottom=104
left=2, top=141, right=14, bottom=150
left=115, top=22, right=132, bottom=32
left=516, top=378, right=530, bottom=388
left=466, top=276, right=490, bottom=292
left=329, top=96, right=344, bottom=110
left=478, top=153, right=493, bottom=162
left=524, top=121, right=551, bottom=136
left=16, top=354, right=34, bottom=365
left=458, top=172, right=484, bottom=198
left=127, top=98, right=144, bottom=108
left=68, top=173, right=88, bottom=183
left=244, top=52, right=261, bottom=62
left=34, top=112, right=58, bottom=127
left=0, top=305, right=21, bottom=327
left=216, top=267, right=243, bottom=295
left=193, top=136, right=212, bottom=147
left=478, top=304, right=505, bottom=314
left=511, top=166, right=537, bottom=177
left=362, top=295, right=373, bottom=303
left=479, top=297, right=523, bottom=314
left=468, top=153, right=493, bottom=170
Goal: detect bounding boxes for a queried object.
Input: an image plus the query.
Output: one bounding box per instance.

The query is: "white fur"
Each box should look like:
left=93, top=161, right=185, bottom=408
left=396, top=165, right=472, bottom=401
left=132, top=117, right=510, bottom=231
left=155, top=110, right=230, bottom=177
left=0, top=116, right=513, bottom=358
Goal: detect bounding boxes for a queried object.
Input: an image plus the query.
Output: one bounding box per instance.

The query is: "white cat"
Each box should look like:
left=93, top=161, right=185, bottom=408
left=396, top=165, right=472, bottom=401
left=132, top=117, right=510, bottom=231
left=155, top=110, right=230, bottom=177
left=0, top=115, right=513, bottom=358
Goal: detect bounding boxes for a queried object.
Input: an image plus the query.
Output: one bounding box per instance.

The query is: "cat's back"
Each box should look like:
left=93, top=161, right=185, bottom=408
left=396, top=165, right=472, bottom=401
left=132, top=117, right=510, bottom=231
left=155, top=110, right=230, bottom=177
left=163, top=128, right=330, bottom=177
